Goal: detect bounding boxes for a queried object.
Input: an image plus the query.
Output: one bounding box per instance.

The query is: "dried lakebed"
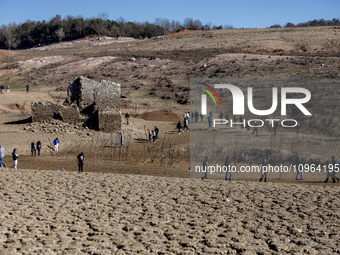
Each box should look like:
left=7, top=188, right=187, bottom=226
left=0, top=169, right=339, bottom=254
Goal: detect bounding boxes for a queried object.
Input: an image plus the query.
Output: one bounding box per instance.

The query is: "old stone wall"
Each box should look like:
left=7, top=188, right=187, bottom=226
left=31, top=101, right=80, bottom=124
left=93, top=80, right=121, bottom=110
left=98, top=109, right=121, bottom=132
left=33, top=77, right=121, bottom=132
left=68, top=76, right=121, bottom=111
left=67, top=76, right=121, bottom=132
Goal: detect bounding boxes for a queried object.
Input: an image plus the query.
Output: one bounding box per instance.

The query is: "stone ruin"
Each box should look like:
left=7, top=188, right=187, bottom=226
left=32, top=76, right=121, bottom=132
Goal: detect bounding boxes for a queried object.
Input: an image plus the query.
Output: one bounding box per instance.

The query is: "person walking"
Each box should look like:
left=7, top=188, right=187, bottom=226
left=26, top=84, right=30, bottom=93
left=233, top=116, right=238, bottom=129
left=240, top=116, right=244, bottom=132
left=125, top=112, right=130, bottom=125
left=31, top=140, right=36, bottom=156
left=246, top=118, right=250, bottom=132
left=6, top=85, right=10, bottom=94
left=219, top=111, right=224, bottom=120
left=183, top=118, right=189, bottom=132
left=325, top=156, right=340, bottom=183
left=53, top=137, right=60, bottom=152
left=273, top=121, right=278, bottom=136
left=0, top=145, right=6, bottom=168
left=296, top=155, right=303, bottom=180
left=37, top=141, right=41, bottom=156
left=225, top=156, right=232, bottom=181
left=154, top=126, right=159, bottom=141
left=202, top=157, right=209, bottom=179
left=77, top=152, right=85, bottom=172
left=148, top=129, right=152, bottom=141
left=119, top=132, right=126, bottom=147
left=12, top=149, right=18, bottom=169
left=225, top=113, right=229, bottom=124
left=177, top=121, right=182, bottom=134
left=200, top=113, right=203, bottom=122
left=268, top=119, right=273, bottom=133
left=259, top=158, right=268, bottom=182
left=195, top=111, right=199, bottom=123
left=252, top=121, right=258, bottom=136
left=207, top=115, right=212, bottom=128
left=183, top=112, right=187, bottom=122
left=152, top=130, right=156, bottom=143
left=296, top=121, right=301, bottom=135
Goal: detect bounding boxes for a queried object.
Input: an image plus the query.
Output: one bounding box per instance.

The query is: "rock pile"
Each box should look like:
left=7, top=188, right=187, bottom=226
left=23, top=120, right=90, bottom=134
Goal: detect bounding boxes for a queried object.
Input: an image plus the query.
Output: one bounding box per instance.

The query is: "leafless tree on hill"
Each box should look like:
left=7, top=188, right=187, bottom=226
left=170, top=19, right=181, bottom=32
left=90, top=12, right=109, bottom=40
left=109, top=25, right=120, bottom=37
left=55, top=28, right=65, bottom=42
left=1, top=23, right=19, bottom=49
left=183, top=18, right=202, bottom=30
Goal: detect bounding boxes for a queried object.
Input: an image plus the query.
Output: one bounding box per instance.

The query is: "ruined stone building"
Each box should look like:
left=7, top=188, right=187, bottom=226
left=32, top=76, right=121, bottom=132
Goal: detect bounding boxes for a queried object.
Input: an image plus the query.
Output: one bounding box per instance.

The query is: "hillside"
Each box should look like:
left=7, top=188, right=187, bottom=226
left=0, top=26, right=339, bottom=179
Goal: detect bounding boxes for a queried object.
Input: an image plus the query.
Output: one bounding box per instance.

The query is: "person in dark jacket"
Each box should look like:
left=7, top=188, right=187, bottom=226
left=154, top=126, right=159, bottom=141
left=37, top=141, right=41, bottom=156
left=177, top=121, right=182, bottom=134
left=12, top=149, right=18, bottom=169
left=260, top=158, right=268, bottom=182
left=31, top=141, right=36, bottom=156
left=296, top=155, right=303, bottom=180
left=273, top=121, right=279, bottom=136
left=252, top=121, right=258, bottom=136
left=202, top=157, right=209, bottom=179
left=125, top=112, right=130, bottom=124
left=225, top=156, right=232, bottom=181
left=77, top=152, right=85, bottom=172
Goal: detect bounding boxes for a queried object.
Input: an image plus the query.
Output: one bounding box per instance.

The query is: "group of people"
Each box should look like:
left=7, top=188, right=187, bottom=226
left=147, top=126, right=160, bottom=143
left=0, top=137, right=61, bottom=170
left=201, top=155, right=340, bottom=183
left=0, top=137, right=86, bottom=173
left=177, top=111, right=191, bottom=134
left=30, top=140, right=42, bottom=156
left=0, top=85, right=10, bottom=94
left=0, top=145, right=19, bottom=169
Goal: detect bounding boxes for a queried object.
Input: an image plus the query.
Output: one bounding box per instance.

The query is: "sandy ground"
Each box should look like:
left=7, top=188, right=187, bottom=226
left=0, top=92, right=55, bottom=114
left=0, top=169, right=339, bottom=254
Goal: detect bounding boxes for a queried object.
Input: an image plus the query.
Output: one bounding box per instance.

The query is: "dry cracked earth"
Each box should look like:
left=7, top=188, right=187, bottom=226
left=0, top=169, right=339, bottom=254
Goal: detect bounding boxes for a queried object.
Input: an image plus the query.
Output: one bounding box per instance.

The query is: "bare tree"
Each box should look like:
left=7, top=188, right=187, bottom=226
left=90, top=12, right=109, bottom=40
left=154, top=18, right=171, bottom=35
left=74, top=15, right=85, bottom=35
left=154, top=18, right=164, bottom=27
left=183, top=18, right=202, bottom=30
left=109, top=24, right=120, bottom=37
left=55, top=28, right=65, bottom=42
left=162, top=19, right=171, bottom=35
left=223, top=24, right=234, bottom=29
left=170, top=19, right=181, bottom=32
left=1, top=23, right=19, bottom=49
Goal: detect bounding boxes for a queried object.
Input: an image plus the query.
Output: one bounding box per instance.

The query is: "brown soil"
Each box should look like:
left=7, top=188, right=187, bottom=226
left=168, top=29, right=203, bottom=36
